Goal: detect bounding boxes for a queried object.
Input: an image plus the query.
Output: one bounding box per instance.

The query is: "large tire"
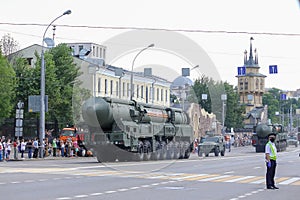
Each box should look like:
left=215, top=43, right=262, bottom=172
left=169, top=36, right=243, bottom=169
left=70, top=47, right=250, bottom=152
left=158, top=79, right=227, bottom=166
left=214, top=147, right=220, bottom=156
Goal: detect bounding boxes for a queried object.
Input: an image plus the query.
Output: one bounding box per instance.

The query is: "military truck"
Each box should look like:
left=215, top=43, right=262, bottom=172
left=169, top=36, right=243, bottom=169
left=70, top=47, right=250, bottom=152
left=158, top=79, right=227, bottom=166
left=252, top=123, right=287, bottom=152
left=198, top=135, right=226, bottom=157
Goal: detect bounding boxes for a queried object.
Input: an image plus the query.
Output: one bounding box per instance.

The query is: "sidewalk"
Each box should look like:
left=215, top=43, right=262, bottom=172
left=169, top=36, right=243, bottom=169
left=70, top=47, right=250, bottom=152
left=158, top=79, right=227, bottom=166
left=0, top=148, right=85, bottom=162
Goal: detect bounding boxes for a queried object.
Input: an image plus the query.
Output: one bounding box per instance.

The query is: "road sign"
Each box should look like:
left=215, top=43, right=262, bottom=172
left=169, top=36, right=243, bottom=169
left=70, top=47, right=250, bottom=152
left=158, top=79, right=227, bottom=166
left=280, top=93, right=287, bottom=100
left=269, top=65, right=278, bottom=74
left=237, top=66, right=246, bottom=75
left=28, top=95, right=48, bottom=112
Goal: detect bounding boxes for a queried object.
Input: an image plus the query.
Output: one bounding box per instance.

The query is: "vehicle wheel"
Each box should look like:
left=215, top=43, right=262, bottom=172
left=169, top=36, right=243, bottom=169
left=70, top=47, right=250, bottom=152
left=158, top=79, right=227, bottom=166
left=205, top=153, right=209, bottom=157
left=160, top=142, right=167, bottom=160
left=221, top=149, right=225, bottom=156
left=214, top=147, right=220, bottom=156
left=198, top=151, right=203, bottom=157
left=144, top=141, right=152, bottom=161
left=174, top=142, right=180, bottom=159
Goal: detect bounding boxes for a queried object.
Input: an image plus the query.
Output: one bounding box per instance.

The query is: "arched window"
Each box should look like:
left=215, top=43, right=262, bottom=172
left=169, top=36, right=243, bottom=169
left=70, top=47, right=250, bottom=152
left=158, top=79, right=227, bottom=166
left=256, top=79, right=259, bottom=90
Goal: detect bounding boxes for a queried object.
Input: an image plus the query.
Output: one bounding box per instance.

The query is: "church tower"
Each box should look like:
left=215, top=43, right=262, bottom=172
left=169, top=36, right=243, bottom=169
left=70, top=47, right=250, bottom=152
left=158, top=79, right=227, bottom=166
left=236, top=37, right=267, bottom=127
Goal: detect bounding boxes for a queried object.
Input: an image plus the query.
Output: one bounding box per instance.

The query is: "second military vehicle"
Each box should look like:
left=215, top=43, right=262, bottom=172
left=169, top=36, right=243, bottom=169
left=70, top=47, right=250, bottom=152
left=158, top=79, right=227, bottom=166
left=198, top=135, right=226, bottom=157
left=252, top=123, right=288, bottom=152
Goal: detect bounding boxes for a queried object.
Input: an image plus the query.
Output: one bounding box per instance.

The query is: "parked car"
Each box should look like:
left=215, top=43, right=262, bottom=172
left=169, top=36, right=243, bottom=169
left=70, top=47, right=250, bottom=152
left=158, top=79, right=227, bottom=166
left=287, top=135, right=298, bottom=147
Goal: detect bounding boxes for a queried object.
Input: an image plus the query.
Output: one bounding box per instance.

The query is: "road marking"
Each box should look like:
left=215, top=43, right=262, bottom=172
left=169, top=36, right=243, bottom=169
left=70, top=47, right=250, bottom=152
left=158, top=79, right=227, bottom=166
left=90, top=192, right=103, bottom=196
left=239, top=176, right=264, bottom=183
left=187, top=174, right=219, bottom=181
left=292, top=180, right=300, bottom=185
left=198, top=175, right=231, bottom=182
left=225, top=176, right=255, bottom=183
left=278, top=177, right=300, bottom=185
left=212, top=175, right=241, bottom=182
left=224, top=171, right=235, bottom=174
left=250, top=178, right=265, bottom=184
left=275, top=177, right=290, bottom=183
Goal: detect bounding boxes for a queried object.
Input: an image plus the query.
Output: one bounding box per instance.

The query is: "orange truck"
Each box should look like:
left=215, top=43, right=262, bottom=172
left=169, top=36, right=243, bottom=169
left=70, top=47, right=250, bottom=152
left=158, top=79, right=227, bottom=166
left=59, top=127, right=84, bottom=142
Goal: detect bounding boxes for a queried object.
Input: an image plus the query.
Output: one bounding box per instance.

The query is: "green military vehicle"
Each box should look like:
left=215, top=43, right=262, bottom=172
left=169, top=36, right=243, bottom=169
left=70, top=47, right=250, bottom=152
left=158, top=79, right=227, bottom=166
left=198, top=135, right=226, bottom=157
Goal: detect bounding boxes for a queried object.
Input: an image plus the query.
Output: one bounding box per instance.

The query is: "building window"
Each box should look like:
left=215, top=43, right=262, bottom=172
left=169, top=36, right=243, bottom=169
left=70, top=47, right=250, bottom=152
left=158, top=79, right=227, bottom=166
left=103, top=48, right=106, bottom=59
left=96, top=47, right=99, bottom=57
left=79, top=45, right=83, bottom=53
left=260, top=79, right=264, bottom=89
left=127, top=83, right=130, bottom=97
left=244, top=79, right=248, bottom=90
left=165, top=89, right=168, bottom=102
left=100, top=48, right=102, bottom=58
left=116, top=81, right=119, bottom=97
left=132, top=84, right=135, bottom=97
left=239, top=79, right=243, bottom=90
left=141, top=86, right=144, bottom=99
left=123, top=82, right=126, bottom=96
left=97, top=78, right=101, bottom=93
left=161, top=89, right=163, bottom=101
left=110, top=80, right=113, bottom=95
left=137, top=85, right=139, bottom=98
left=105, top=79, right=108, bottom=94
left=157, top=88, right=159, bottom=101
left=256, top=79, right=259, bottom=90
left=93, top=46, right=95, bottom=57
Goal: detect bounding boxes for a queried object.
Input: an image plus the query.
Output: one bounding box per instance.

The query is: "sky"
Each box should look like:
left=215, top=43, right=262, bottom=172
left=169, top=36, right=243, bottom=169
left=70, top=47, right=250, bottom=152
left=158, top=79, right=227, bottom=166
left=1, top=0, right=300, bottom=91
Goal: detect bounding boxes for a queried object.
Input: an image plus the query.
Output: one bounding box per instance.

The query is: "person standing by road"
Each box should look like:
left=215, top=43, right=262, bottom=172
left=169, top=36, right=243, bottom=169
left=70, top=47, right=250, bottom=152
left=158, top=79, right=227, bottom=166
left=265, top=132, right=279, bottom=190
left=20, top=139, right=26, bottom=159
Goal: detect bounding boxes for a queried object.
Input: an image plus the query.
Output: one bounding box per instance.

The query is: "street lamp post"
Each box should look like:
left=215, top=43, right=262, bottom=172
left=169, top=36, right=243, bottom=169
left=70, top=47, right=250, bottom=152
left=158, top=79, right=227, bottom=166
left=130, top=44, right=154, bottom=101
left=40, top=10, right=71, bottom=158
left=221, top=94, right=227, bottom=133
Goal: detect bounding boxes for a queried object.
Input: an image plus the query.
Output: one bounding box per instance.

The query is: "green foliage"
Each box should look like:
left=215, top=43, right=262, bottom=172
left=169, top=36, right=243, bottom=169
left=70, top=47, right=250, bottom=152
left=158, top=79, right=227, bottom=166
left=12, top=44, right=82, bottom=129
left=191, top=75, right=245, bottom=130
left=0, top=52, right=16, bottom=123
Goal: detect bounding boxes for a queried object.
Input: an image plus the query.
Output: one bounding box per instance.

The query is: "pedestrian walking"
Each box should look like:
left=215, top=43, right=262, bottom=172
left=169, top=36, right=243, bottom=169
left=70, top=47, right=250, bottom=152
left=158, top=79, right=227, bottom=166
left=265, top=132, right=279, bottom=190
left=13, top=139, right=18, bottom=160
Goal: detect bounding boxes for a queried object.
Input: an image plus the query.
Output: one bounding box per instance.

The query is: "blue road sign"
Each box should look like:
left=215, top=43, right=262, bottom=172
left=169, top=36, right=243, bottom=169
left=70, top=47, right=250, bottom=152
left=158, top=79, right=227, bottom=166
left=280, top=93, right=287, bottom=101
left=237, top=66, right=246, bottom=75
left=269, top=65, right=278, bottom=74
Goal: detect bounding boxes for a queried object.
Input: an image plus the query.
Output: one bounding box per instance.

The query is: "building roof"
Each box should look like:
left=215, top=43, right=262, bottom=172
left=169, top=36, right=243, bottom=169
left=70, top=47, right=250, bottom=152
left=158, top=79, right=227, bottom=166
left=171, top=76, right=193, bottom=88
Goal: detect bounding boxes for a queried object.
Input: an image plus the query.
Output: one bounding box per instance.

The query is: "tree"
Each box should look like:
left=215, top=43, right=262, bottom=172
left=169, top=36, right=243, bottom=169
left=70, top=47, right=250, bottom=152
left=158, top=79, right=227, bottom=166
left=0, top=52, right=16, bottom=124
left=0, top=34, right=19, bottom=56
left=47, top=44, right=81, bottom=127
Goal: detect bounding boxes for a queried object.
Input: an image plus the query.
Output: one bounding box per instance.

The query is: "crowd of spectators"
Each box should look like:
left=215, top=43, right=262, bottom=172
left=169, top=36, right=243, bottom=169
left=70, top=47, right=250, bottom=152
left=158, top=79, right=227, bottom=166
left=0, top=135, right=87, bottom=161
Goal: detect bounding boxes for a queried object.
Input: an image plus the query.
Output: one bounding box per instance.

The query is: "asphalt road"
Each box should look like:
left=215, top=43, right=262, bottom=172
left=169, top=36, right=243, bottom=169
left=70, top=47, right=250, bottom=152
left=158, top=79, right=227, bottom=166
left=0, top=146, right=299, bottom=200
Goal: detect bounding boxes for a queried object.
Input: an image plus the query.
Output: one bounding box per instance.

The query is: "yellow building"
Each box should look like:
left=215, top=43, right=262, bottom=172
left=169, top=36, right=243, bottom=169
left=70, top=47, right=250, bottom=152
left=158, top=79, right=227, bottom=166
left=236, top=38, right=267, bottom=128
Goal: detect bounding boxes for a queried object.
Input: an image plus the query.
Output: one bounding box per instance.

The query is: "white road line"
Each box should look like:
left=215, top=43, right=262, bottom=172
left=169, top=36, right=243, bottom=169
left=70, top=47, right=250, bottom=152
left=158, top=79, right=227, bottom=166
left=198, top=175, right=231, bottom=182
left=90, top=192, right=103, bottom=196
left=173, top=174, right=208, bottom=180
left=278, top=177, right=300, bottom=185
left=11, top=181, right=21, bottom=184
left=118, top=188, right=129, bottom=192
left=56, top=197, right=71, bottom=200
left=250, top=179, right=265, bottom=184
left=74, top=194, right=89, bottom=198
left=105, top=191, right=117, bottom=194
left=224, top=171, right=235, bottom=174
left=130, top=186, right=140, bottom=190
left=225, top=176, right=255, bottom=183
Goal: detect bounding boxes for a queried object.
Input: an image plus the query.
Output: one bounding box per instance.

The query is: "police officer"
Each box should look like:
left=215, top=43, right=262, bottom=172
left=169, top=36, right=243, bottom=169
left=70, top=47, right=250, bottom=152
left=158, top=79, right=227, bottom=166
left=265, top=132, right=279, bottom=189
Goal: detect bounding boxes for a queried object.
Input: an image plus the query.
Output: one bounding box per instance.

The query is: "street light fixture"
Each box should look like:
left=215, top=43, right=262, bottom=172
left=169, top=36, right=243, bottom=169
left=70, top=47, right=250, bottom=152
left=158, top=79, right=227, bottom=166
left=40, top=10, right=71, bottom=158
left=130, top=44, right=154, bottom=101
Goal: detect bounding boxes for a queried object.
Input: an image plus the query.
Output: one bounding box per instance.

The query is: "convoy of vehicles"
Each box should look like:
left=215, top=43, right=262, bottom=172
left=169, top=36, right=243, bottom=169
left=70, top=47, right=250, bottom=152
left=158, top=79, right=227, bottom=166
left=81, top=97, right=194, bottom=162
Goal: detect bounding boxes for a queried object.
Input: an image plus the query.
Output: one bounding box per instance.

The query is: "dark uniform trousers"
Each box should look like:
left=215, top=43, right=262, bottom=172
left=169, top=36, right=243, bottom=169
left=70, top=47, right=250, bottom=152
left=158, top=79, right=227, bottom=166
left=266, top=159, right=277, bottom=187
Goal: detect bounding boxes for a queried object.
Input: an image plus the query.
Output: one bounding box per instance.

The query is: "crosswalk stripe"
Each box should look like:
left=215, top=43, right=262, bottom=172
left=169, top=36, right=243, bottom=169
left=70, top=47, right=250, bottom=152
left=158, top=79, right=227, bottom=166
left=225, top=176, right=255, bottom=183
left=198, top=175, right=231, bottom=182
left=212, top=175, right=241, bottom=182
left=250, top=178, right=265, bottom=184
left=279, top=177, right=300, bottom=185
left=275, top=177, right=290, bottom=183
left=179, top=174, right=209, bottom=181
left=239, top=176, right=264, bottom=183
left=291, top=180, right=300, bottom=186
left=187, top=174, right=219, bottom=181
